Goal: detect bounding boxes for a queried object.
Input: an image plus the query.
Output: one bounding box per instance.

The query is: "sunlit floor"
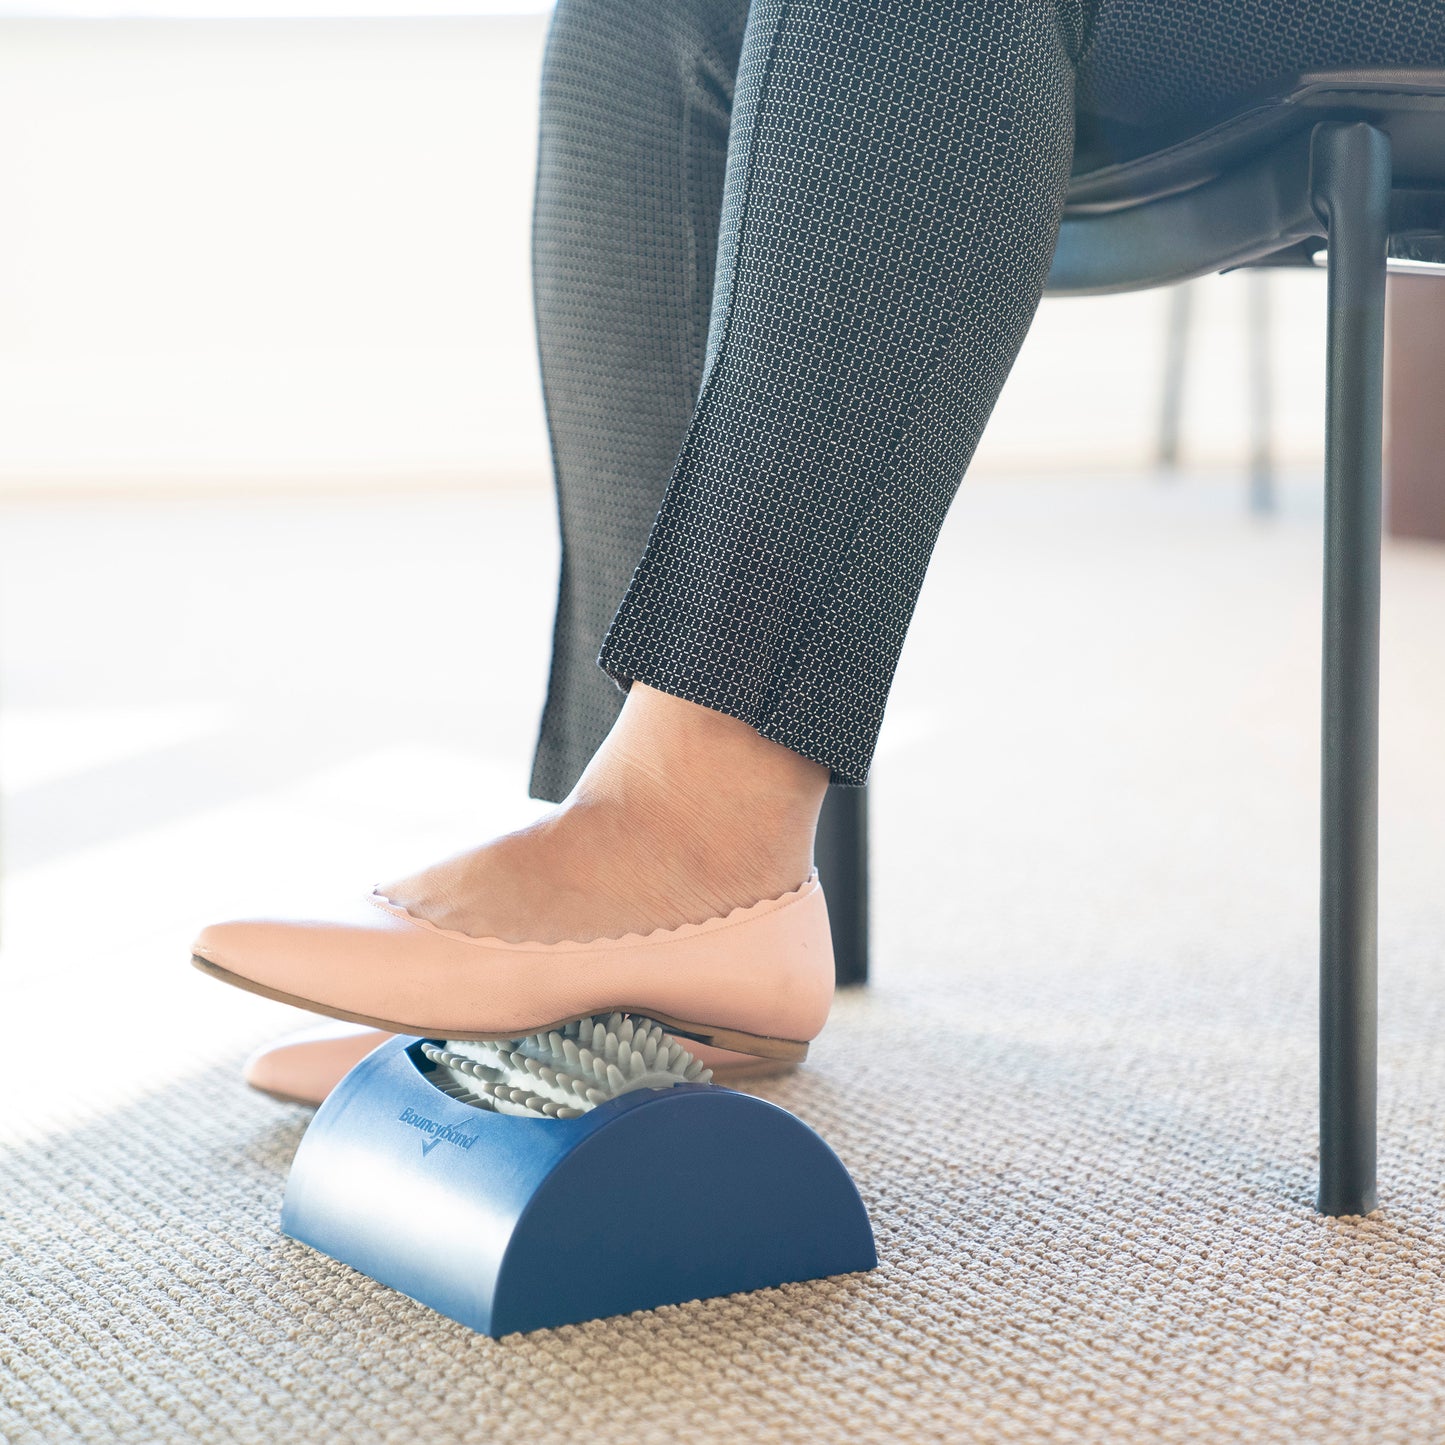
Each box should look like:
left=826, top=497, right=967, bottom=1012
left=3, top=472, right=1445, bottom=1442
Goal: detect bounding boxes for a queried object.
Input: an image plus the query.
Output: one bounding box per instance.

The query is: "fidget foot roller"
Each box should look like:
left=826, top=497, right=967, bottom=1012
left=281, top=1019, right=876, bottom=1336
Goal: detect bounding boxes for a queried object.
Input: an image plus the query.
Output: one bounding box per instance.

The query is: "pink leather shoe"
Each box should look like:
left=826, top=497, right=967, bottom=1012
left=243, top=1021, right=389, bottom=1107
left=243, top=1021, right=798, bottom=1108
left=194, top=872, right=833, bottom=1062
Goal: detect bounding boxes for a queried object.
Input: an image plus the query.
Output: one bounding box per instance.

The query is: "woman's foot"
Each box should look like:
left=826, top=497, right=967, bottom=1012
left=192, top=685, right=836, bottom=1053
left=377, top=683, right=829, bottom=944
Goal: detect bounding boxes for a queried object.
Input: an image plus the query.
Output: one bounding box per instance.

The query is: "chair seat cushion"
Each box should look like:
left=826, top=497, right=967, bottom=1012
left=1069, top=68, right=1445, bottom=215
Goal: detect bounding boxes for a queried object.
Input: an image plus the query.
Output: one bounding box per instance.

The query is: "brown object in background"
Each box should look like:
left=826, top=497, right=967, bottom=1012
left=1385, top=272, right=1445, bottom=542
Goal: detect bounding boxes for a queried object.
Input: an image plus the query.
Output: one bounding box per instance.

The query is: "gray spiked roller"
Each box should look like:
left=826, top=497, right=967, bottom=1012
left=420, top=1013, right=713, bottom=1121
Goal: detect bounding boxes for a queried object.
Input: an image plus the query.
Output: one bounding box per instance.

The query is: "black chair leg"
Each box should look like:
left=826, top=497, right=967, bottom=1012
left=1156, top=283, right=1193, bottom=471
left=1310, top=121, right=1391, bottom=1216
left=1247, top=270, right=1276, bottom=516
left=816, top=784, right=869, bottom=987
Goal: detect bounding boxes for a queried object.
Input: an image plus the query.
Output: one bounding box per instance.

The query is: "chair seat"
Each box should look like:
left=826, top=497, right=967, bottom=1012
left=1048, top=68, right=1445, bottom=295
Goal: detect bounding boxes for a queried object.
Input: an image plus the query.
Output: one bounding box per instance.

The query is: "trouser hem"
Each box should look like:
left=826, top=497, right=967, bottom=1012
left=595, top=647, right=873, bottom=788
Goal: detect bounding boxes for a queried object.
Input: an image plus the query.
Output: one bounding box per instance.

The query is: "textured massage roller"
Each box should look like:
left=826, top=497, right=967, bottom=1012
left=282, top=1015, right=876, bottom=1336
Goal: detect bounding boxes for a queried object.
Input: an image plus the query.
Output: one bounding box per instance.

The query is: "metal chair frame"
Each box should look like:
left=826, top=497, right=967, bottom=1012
left=817, top=70, right=1445, bottom=1217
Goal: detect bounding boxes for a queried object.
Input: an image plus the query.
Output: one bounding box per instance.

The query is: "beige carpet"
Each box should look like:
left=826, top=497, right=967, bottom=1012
left=2, top=475, right=1444, bottom=1442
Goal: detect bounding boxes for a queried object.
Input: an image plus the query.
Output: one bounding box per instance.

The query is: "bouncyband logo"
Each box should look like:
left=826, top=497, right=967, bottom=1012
left=397, top=1106, right=479, bottom=1156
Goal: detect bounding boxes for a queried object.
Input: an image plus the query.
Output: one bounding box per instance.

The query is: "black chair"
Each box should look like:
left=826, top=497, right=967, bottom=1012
left=817, top=70, right=1445, bottom=1218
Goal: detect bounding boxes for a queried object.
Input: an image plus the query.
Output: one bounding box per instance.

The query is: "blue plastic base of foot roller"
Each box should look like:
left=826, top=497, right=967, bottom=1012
left=281, top=1036, right=877, bottom=1336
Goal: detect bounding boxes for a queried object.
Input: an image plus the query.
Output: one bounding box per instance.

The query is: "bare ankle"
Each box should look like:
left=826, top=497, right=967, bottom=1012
left=571, top=683, right=829, bottom=893
left=379, top=684, right=832, bottom=946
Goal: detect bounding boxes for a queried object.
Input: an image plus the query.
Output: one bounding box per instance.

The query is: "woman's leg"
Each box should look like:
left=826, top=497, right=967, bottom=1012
left=595, top=0, right=1083, bottom=789
left=381, top=0, right=1084, bottom=944
left=528, top=0, right=750, bottom=804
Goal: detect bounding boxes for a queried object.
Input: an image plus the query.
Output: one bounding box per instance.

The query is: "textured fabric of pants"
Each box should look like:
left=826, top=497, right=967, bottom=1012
left=529, top=0, right=1445, bottom=801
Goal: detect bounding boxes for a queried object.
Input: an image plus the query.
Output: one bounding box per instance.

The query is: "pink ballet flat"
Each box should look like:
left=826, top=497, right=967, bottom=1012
left=193, top=872, right=833, bottom=1062
left=243, top=1020, right=799, bottom=1109
left=243, top=1021, right=388, bottom=1107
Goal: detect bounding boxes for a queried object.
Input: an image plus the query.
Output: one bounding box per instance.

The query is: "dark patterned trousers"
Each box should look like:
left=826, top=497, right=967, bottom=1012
left=528, top=0, right=1445, bottom=800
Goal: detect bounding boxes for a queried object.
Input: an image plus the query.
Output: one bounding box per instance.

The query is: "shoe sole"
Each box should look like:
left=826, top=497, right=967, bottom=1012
left=247, top=1055, right=797, bottom=1111
left=192, top=955, right=810, bottom=1062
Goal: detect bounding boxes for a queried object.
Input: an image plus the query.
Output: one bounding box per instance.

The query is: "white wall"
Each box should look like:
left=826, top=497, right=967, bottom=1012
left=0, top=16, right=550, bottom=489
left=0, top=17, right=1326, bottom=493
